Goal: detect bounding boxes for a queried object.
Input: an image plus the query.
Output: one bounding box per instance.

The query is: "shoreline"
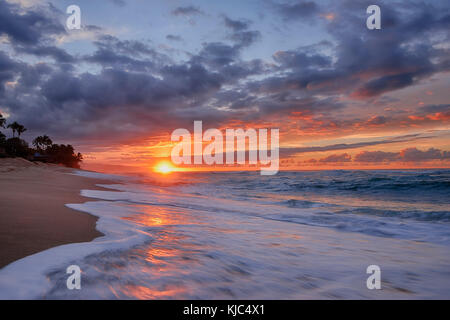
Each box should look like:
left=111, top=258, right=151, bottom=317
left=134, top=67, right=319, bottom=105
left=0, top=158, right=114, bottom=269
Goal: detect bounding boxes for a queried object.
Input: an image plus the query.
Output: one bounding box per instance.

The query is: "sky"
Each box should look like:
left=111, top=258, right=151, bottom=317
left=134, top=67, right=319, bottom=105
left=0, top=0, right=449, bottom=172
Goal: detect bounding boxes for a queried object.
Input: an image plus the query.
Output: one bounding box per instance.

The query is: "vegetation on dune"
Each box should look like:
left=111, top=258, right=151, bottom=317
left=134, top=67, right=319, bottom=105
left=0, top=113, right=83, bottom=168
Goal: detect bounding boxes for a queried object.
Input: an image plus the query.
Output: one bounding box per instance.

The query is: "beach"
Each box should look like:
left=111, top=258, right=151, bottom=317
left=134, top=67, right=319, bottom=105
left=0, top=167, right=449, bottom=299
left=0, top=158, right=107, bottom=268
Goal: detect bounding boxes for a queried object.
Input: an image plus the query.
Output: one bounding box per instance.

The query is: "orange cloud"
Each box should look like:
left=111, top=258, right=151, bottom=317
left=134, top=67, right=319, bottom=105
left=426, top=112, right=450, bottom=121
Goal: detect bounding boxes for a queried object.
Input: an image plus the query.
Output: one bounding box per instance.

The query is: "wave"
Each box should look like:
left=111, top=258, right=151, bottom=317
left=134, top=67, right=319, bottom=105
left=1, top=169, right=450, bottom=299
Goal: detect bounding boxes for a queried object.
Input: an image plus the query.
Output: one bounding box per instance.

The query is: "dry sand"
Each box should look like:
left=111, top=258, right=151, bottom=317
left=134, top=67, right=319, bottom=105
left=0, top=158, right=111, bottom=268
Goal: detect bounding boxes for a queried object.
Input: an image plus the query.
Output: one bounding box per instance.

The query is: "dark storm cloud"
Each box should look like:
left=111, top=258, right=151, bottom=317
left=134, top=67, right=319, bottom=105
left=188, top=37, right=267, bottom=80
left=84, top=35, right=171, bottom=71
left=5, top=61, right=230, bottom=140
left=273, top=50, right=332, bottom=70
left=92, top=35, right=163, bottom=59
left=193, top=42, right=241, bottom=67
left=85, top=48, right=155, bottom=71
left=329, top=0, right=450, bottom=97
left=14, top=45, right=76, bottom=63
left=17, top=63, right=53, bottom=89
left=3, top=68, right=196, bottom=139
left=0, top=51, right=21, bottom=94
left=0, top=0, right=449, bottom=146
left=40, top=68, right=188, bottom=110
left=0, top=1, right=65, bottom=45
left=1, top=25, right=266, bottom=142
left=255, top=0, right=450, bottom=100
left=40, top=71, right=83, bottom=103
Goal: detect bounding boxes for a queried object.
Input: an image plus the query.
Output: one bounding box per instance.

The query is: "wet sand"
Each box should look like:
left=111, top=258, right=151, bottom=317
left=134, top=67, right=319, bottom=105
left=0, top=158, right=110, bottom=268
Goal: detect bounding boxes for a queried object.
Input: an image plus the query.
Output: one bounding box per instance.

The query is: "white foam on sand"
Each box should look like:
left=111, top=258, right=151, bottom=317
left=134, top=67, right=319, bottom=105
left=0, top=172, right=149, bottom=299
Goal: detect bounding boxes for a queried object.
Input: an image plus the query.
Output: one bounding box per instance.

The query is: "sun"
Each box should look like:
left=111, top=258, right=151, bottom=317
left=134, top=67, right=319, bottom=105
left=153, top=161, right=175, bottom=174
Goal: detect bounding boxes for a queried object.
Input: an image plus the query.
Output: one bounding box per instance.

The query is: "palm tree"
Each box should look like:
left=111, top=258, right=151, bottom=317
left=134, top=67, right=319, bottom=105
left=33, top=135, right=53, bottom=151
left=0, top=113, right=5, bottom=128
left=7, top=122, right=26, bottom=138
left=17, top=124, right=27, bottom=137
left=7, top=122, right=19, bottom=137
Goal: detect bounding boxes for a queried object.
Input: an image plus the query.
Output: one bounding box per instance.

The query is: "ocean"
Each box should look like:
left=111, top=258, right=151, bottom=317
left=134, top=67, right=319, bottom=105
left=1, top=169, right=449, bottom=299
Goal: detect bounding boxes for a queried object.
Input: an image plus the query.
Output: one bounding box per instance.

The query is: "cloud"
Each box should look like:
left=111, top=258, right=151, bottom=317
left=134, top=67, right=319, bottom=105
left=193, top=42, right=241, bottom=67
left=273, top=1, right=320, bottom=21
left=0, top=6, right=269, bottom=142
left=0, top=51, right=22, bottom=94
left=351, top=73, right=415, bottom=98
left=171, top=6, right=204, bottom=16
left=14, top=44, right=75, bottom=63
left=354, top=150, right=398, bottom=162
left=0, top=1, right=65, bottom=45
left=406, top=104, right=450, bottom=122
left=318, top=153, right=351, bottom=163
left=280, top=133, right=429, bottom=157
left=399, top=147, right=450, bottom=162
left=256, top=0, right=450, bottom=101
left=301, top=147, right=450, bottom=165
left=366, top=115, right=387, bottom=126
left=166, top=34, right=183, bottom=42
left=83, top=35, right=169, bottom=71
left=419, top=104, right=450, bottom=115
left=223, top=16, right=251, bottom=32
left=0, top=0, right=449, bottom=154
left=222, top=15, right=261, bottom=48
left=354, top=148, right=450, bottom=163
left=273, top=49, right=332, bottom=71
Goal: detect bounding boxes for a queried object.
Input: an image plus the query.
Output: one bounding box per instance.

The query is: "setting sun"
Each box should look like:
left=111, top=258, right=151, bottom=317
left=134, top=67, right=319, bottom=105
left=153, top=161, right=175, bottom=174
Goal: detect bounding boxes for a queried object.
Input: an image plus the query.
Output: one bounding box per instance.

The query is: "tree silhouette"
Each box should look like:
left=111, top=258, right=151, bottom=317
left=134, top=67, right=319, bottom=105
left=0, top=113, right=5, bottom=128
left=7, top=122, right=20, bottom=137
left=0, top=114, right=5, bottom=152
left=46, top=144, right=83, bottom=168
left=7, top=122, right=26, bottom=138
left=17, top=124, right=27, bottom=137
left=0, top=132, right=6, bottom=145
left=0, top=121, right=83, bottom=167
left=4, top=138, right=30, bottom=157
left=33, top=135, right=53, bottom=151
